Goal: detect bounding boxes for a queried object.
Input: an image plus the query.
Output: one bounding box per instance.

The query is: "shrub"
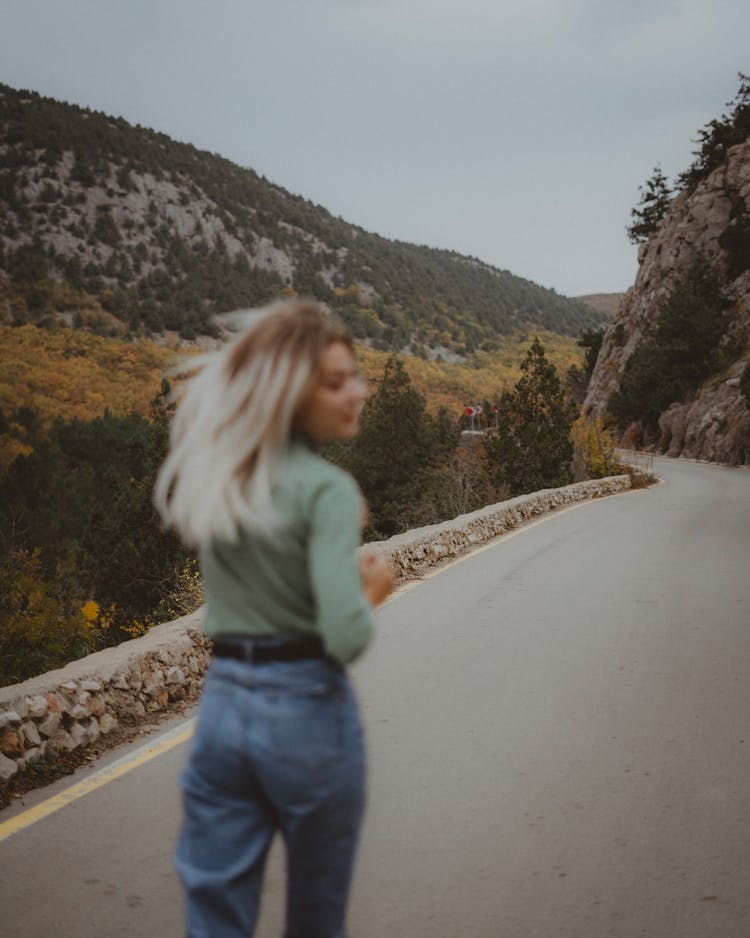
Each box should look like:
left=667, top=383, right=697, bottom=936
left=153, top=558, right=204, bottom=621
left=0, top=549, right=94, bottom=686
left=571, top=417, right=622, bottom=481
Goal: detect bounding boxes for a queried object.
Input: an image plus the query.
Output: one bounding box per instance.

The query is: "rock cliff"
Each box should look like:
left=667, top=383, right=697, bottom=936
left=584, top=138, right=750, bottom=462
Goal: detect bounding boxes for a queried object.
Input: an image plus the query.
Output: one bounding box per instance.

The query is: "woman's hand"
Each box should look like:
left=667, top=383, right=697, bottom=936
left=359, top=547, right=396, bottom=607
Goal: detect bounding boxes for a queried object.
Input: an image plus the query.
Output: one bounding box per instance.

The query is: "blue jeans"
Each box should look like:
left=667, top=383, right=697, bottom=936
left=176, top=655, right=366, bottom=938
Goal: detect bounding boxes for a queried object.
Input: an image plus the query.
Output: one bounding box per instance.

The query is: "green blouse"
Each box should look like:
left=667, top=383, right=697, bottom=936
left=198, top=438, right=373, bottom=665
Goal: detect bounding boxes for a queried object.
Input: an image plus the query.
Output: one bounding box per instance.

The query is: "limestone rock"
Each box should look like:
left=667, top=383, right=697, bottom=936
left=0, top=727, right=24, bottom=757
left=44, top=692, right=69, bottom=715
left=68, top=723, right=88, bottom=749
left=119, top=699, right=146, bottom=722
left=52, top=728, right=78, bottom=751
left=142, top=668, right=165, bottom=697
left=0, top=752, right=18, bottom=781
left=17, top=747, right=44, bottom=769
left=20, top=721, right=42, bottom=748
left=38, top=712, right=62, bottom=738
left=98, top=713, right=118, bottom=735
left=112, top=672, right=130, bottom=691
left=80, top=679, right=102, bottom=692
left=25, top=695, right=48, bottom=719
left=85, top=718, right=100, bottom=744
left=0, top=710, right=22, bottom=729
left=128, top=671, right=144, bottom=693
left=70, top=703, right=91, bottom=721
left=145, top=689, right=169, bottom=712
left=166, top=666, right=186, bottom=686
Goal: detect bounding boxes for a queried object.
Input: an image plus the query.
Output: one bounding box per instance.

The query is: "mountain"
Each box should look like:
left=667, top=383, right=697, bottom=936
left=575, top=293, right=623, bottom=319
left=584, top=77, right=750, bottom=463
left=0, top=83, right=605, bottom=355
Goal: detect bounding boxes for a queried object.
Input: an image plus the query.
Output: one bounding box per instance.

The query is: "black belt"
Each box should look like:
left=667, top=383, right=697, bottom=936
left=211, top=634, right=326, bottom=664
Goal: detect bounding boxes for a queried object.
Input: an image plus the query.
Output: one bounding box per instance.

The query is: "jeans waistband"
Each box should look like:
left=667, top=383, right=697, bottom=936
left=211, top=634, right=326, bottom=664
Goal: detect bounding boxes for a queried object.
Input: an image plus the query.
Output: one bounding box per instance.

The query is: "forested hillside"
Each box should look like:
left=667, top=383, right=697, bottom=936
left=0, top=322, right=583, bottom=459
left=0, top=83, right=606, bottom=354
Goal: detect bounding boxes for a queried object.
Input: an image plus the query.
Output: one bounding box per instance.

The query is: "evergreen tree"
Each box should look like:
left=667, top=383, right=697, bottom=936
left=627, top=165, right=673, bottom=245
left=678, top=72, right=750, bottom=191
left=609, top=258, right=731, bottom=434
left=566, top=326, right=606, bottom=403
left=485, top=338, right=578, bottom=495
left=0, top=390, right=188, bottom=640
left=341, top=356, right=451, bottom=538
left=578, top=326, right=605, bottom=379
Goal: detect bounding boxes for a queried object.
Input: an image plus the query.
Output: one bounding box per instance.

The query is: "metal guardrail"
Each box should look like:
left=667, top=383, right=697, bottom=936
left=616, top=448, right=655, bottom=473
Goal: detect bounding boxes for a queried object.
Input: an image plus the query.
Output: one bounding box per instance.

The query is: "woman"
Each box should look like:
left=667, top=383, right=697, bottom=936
left=154, top=299, right=395, bottom=938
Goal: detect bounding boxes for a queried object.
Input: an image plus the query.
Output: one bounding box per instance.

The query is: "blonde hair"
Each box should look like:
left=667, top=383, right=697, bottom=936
left=154, top=298, right=352, bottom=547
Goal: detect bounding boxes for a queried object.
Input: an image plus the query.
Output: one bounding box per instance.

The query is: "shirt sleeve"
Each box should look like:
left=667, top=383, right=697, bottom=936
left=308, top=470, right=374, bottom=664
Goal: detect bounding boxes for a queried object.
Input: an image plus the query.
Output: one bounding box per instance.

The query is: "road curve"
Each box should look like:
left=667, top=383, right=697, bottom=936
left=1, top=456, right=749, bottom=937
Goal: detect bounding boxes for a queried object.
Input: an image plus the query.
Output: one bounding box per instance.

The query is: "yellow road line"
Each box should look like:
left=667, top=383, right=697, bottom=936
left=0, top=719, right=195, bottom=843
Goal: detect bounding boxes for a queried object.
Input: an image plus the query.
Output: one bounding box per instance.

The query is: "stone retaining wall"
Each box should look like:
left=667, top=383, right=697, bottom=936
left=0, top=475, right=631, bottom=789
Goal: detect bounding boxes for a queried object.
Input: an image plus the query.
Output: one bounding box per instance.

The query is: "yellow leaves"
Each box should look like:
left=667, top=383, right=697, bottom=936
left=356, top=331, right=584, bottom=415
left=81, top=599, right=152, bottom=641
left=0, top=550, right=97, bottom=685
left=79, top=600, right=120, bottom=637
left=2, top=323, right=584, bottom=446
left=571, top=417, right=622, bottom=480
left=0, top=324, right=177, bottom=426
left=121, top=619, right=150, bottom=639
left=81, top=600, right=100, bottom=623
left=334, top=283, right=366, bottom=303
left=0, top=435, right=32, bottom=471
left=156, top=558, right=204, bottom=620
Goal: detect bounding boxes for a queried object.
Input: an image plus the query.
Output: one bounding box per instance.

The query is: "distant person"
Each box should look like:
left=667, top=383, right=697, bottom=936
left=154, top=299, right=395, bottom=938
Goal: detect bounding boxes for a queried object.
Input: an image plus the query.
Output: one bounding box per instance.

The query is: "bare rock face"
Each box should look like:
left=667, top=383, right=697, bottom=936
left=658, top=360, right=750, bottom=463
left=584, top=139, right=750, bottom=462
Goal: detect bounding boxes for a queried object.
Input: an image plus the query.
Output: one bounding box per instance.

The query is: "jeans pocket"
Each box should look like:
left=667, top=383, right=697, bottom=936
left=268, top=683, right=346, bottom=772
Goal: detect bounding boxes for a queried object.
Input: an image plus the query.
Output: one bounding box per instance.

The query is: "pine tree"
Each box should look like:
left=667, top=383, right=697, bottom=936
left=627, top=165, right=673, bottom=245
left=678, top=72, right=750, bottom=191
left=485, top=338, right=578, bottom=495
left=342, top=356, right=446, bottom=538
left=609, top=258, right=731, bottom=434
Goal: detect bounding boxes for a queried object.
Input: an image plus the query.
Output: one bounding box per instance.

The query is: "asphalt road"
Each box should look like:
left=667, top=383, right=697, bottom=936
left=2, top=456, right=749, bottom=937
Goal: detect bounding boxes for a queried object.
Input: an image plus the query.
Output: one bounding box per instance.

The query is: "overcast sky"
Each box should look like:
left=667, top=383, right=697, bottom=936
left=2, top=0, right=749, bottom=296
